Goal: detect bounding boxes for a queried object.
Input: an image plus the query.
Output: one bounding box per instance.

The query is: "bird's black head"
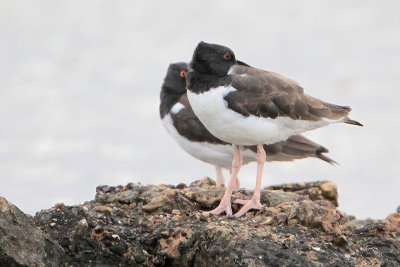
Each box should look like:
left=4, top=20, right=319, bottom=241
left=162, top=62, right=189, bottom=95
left=160, top=62, right=189, bottom=118
left=190, top=41, right=236, bottom=76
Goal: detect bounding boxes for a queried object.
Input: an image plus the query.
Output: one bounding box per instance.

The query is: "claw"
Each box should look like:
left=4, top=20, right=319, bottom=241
left=204, top=196, right=233, bottom=216
left=234, top=198, right=263, bottom=217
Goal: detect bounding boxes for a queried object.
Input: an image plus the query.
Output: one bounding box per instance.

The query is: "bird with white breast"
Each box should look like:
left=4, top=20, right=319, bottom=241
left=186, top=41, right=362, bottom=217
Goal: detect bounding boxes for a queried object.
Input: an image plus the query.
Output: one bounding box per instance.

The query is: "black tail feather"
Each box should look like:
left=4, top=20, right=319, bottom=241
left=344, top=117, right=363, bottom=126
left=316, top=152, right=339, bottom=165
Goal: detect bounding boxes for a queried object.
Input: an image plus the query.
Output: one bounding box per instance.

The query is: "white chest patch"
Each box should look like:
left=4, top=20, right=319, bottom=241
left=170, top=103, right=184, bottom=114
left=162, top=111, right=235, bottom=169
left=187, top=86, right=329, bottom=145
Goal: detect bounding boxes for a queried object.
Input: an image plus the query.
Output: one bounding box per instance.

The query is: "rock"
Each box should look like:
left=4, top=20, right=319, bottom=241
left=109, top=243, right=127, bottom=256
left=332, top=235, right=348, bottom=247
left=1, top=180, right=400, bottom=266
left=91, top=205, right=112, bottom=213
left=189, top=176, right=216, bottom=188
left=142, top=196, right=167, bottom=212
left=176, top=183, right=187, bottom=189
left=171, top=209, right=181, bottom=215
left=320, top=181, right=337, bottom=200
left=276, top=212, right=288, bottom=225
left=266, top=180, right=339, bottom=206
left=53, top=202, right=65, bottom=210
left=0, top=197, right=65, bottom=266
left=135, top=254, right=146, bottom=264
left=386, top=209, right=400, bottom=231
left=182, top=186, right=224, bottom=208
left=261, top=190, right=302, bottom=206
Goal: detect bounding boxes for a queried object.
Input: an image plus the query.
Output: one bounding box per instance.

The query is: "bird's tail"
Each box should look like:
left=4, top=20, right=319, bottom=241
left=263, top=135, right=337, bottom=165
left=343, top=117, right=363, bottom=126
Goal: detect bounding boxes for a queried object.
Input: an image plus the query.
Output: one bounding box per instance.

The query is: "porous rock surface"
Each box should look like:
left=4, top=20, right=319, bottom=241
left=1, top=178, right=399, bottom=266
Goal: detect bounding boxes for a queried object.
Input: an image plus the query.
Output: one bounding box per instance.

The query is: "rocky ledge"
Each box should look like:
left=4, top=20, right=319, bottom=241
left=1, top=178, right=400, bottom=266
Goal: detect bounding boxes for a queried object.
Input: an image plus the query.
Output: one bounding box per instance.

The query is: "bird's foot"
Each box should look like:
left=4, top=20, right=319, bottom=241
left=233, top=198, right=263, bottom=217
left=203, top=197, right=233, bottom=216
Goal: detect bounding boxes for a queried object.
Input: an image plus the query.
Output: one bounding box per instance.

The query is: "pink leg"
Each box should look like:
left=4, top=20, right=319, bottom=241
left=229, top=169, right=241, bottom=190
left=204, top=145, right=242, bottom=216
left=215, top=166, right=225, bottom=187
left=232, top=175, right=240, bottom=190
left=234, top=144, right=265, bottom=217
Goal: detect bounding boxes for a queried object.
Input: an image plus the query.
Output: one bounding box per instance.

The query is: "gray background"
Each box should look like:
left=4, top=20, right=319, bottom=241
left=1, top=1, right=399, bottom=219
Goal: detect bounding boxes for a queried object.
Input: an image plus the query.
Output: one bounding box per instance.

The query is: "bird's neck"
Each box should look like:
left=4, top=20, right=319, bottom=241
left=159, top=87, right=181, bottom=118
left=186, top=72, right=232, bottom=94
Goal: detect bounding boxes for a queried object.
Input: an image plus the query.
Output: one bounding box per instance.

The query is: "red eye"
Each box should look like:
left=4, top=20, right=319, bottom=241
left=179, top=70, right=187, bottom=78
left=223, top=53, right=232, bottom=60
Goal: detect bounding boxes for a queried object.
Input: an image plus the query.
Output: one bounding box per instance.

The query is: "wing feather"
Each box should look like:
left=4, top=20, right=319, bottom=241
left=225, top=65, right=352, bottom=122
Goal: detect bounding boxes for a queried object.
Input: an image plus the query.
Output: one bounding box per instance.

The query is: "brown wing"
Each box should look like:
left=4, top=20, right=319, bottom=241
left=264, top=135, right=336, bottom=164
left=245, top=135, right=336, bottom=164
left=171, top=95, right=228, bottom=145
left=225, top=65, right=353, bottom=122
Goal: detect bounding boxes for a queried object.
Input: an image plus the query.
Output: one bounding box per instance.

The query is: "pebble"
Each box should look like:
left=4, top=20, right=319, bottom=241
left=50, top=222, right=56, bottom=227
left=92, top=205, right=113, bottom=214
left=94, top=225, right=103, bottom=234
left=171, top=209, right=181, bottom=215
left=135, top=254, right=146, bottom=264
left=125, top=182, right=135, bottom=189
left=96, top=185, right=111, bottom=193
left=176, top=183, right=187, bottom=189
left=142, top=197, right=165, bottom=212
left=284, top=233, right=293, bottom=238
left=320, top=182, right=337, bottom=199
left=79, top=218, right=88, bottom=227
left=53, top=202, right=64, bottom=211
left=332, top=235, right=348, bottom=247
left=172, top=228, right=181, bottom=237
left=103, top=239, right=112, bottom=247
left=111, top=234, right=120, bottom=240
left=160, top=231, right=170, bottom=239
left=166, top=189, right=176, bottom=197
left=260, top=217, right=273, bottom=225
left=117, top=191, right=139, bottom=204
left=306, top=251, right=319, bottom=261
left=281, top=240, right=290, bottom=249
left=276, top=213, right=288, bottom=225
left=109, top=243, right=127, bottom=256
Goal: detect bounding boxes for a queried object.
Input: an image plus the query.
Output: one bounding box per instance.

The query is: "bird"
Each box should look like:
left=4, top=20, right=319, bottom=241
left=186, top=41, right=362, bottom=217
left=160, top=62, right=336, bottom=189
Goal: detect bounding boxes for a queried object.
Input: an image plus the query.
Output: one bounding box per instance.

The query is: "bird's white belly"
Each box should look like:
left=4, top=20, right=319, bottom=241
left=187, top=86, right=329, bottom=145
left=162, top=113, right=235, bottom=169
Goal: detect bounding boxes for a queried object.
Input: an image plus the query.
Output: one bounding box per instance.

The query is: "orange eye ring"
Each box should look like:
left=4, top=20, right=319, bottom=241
left=223, top=53, right=232, bottom=60
left=179, top=70, right=187, bottom=78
